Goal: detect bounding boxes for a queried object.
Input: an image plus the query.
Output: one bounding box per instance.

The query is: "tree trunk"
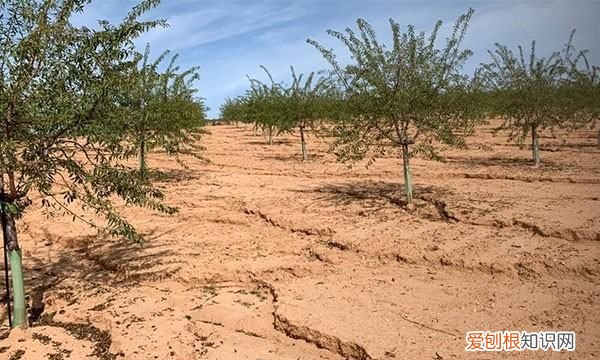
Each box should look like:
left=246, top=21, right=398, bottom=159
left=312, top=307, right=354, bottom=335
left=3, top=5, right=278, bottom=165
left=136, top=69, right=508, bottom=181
left=139, top=112, right=148, bottom=180
left=139, top=132, right=146, bottom=180
left=531, top=124, right=540, bottom=167
left=597, top=128, right=599, bottom=147
left=2, top=225, right=11, bottom=328
left=1, top=203, right=26, bottom=328
left=401, top=143, right=413, bottom=206
left=300, top=125, right=307, bottom=161
left=267, top=126, right=273, bottom=145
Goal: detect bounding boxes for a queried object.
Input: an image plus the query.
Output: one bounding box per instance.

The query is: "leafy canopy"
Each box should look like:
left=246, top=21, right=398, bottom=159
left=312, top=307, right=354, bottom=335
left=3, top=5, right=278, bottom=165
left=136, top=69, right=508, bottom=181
left=125, top=44, right=206, bottom=167
left=0, top=0, right=191, bottom=242
left=220, top=67, right=288, bottom=141
left=475, top=30, right=594, bottom=143
left=307, top=9, right=481, bottom=163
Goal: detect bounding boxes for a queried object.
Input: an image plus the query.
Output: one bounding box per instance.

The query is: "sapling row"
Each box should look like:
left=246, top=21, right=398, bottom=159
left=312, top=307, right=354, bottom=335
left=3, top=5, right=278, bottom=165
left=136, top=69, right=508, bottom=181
left=126, top=44, right=206, bottom=180
left=220, top=66, right=338, bottom=160
left=223, top=8, right=598, bottom=206
left=0, top=0, right=205, bottom=328
left=476, top=30, right=597, bottom=166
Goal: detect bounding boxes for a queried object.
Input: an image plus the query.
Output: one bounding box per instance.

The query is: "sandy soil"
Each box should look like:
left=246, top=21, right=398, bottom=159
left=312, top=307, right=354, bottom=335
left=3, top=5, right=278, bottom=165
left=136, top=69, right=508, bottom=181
left=1, top=122, right=599, bottom=359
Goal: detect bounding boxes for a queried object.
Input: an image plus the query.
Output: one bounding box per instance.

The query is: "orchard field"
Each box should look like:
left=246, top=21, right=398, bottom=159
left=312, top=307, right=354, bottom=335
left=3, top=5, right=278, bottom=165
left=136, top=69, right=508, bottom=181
left=1, top=121, right=598, bottom=359
left=1, top=1, right=599, bottom=359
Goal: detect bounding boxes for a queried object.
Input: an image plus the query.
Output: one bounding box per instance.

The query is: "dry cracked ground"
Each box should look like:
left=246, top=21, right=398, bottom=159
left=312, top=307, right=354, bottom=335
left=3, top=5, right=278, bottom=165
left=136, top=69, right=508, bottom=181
left=1, top=122, right=599, bottom=360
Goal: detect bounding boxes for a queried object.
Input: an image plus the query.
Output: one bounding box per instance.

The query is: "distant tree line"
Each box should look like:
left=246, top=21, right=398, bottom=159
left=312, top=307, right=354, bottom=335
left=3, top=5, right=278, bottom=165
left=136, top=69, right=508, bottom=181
left=0, top=0, right=206, bottom=329
left=221, top=66, right=339, bottom=160
left=221, top=8, right=598, bottom=205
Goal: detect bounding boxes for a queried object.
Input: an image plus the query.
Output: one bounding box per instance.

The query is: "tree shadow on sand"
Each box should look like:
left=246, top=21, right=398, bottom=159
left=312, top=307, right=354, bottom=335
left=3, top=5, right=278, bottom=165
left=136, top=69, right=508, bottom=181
left=0, top=227, right=183, bottom=326
left=445, top=155, right=567, bottom=170
left=147, top=168, right=202, bottom=183
left=262, top=153, right=326, bottom=162
left=245, top=138, right=296, bottom=146
left=303, top=181, right=469, bottom=226
left=306, top=181, right=454, bottom=210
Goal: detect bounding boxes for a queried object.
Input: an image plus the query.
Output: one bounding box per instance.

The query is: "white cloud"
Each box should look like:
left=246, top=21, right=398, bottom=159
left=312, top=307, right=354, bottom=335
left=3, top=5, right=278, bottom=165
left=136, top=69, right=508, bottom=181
left=135, top=1, right=311, bottom=52
left=70, top=0, right=600, bottom=118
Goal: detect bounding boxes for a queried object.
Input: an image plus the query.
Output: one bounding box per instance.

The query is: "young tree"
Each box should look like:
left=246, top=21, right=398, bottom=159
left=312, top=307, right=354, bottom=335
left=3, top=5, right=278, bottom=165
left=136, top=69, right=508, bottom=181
left=220, top=97, right=243, bottom=124
left=307, top=9, right=480, bottom=205
left=127, top=44, right=206, bottom=180
left=221, top=66, right=337, bottom=159
left=476, top=31, right=594, bottom=165
left=221, top=68, right=286, bottom=145
left=580, top=71, right=600, bottom=146
left=561, top=35, right=600, bottom=146
left=220, top=96, right=262, bottom=135
left=0, top=0, right=174, bottom=328
left=246, top=68, right=286, bottom=145
left=277, top=66, right=335, bottom=161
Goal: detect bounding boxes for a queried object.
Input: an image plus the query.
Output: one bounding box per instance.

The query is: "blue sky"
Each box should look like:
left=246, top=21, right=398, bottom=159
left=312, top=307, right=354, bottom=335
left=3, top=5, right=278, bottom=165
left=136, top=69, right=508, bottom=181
left=76, top=0, right=600, bottom=118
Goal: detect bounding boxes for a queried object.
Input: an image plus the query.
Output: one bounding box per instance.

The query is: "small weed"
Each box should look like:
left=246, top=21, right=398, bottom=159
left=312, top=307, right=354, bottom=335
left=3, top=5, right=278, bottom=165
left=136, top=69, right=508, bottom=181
left=32, top=332, right=52, bottom=345
left=9, top=350, right=25, bottom=360
left=202, top=286, right=217, bottom=296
